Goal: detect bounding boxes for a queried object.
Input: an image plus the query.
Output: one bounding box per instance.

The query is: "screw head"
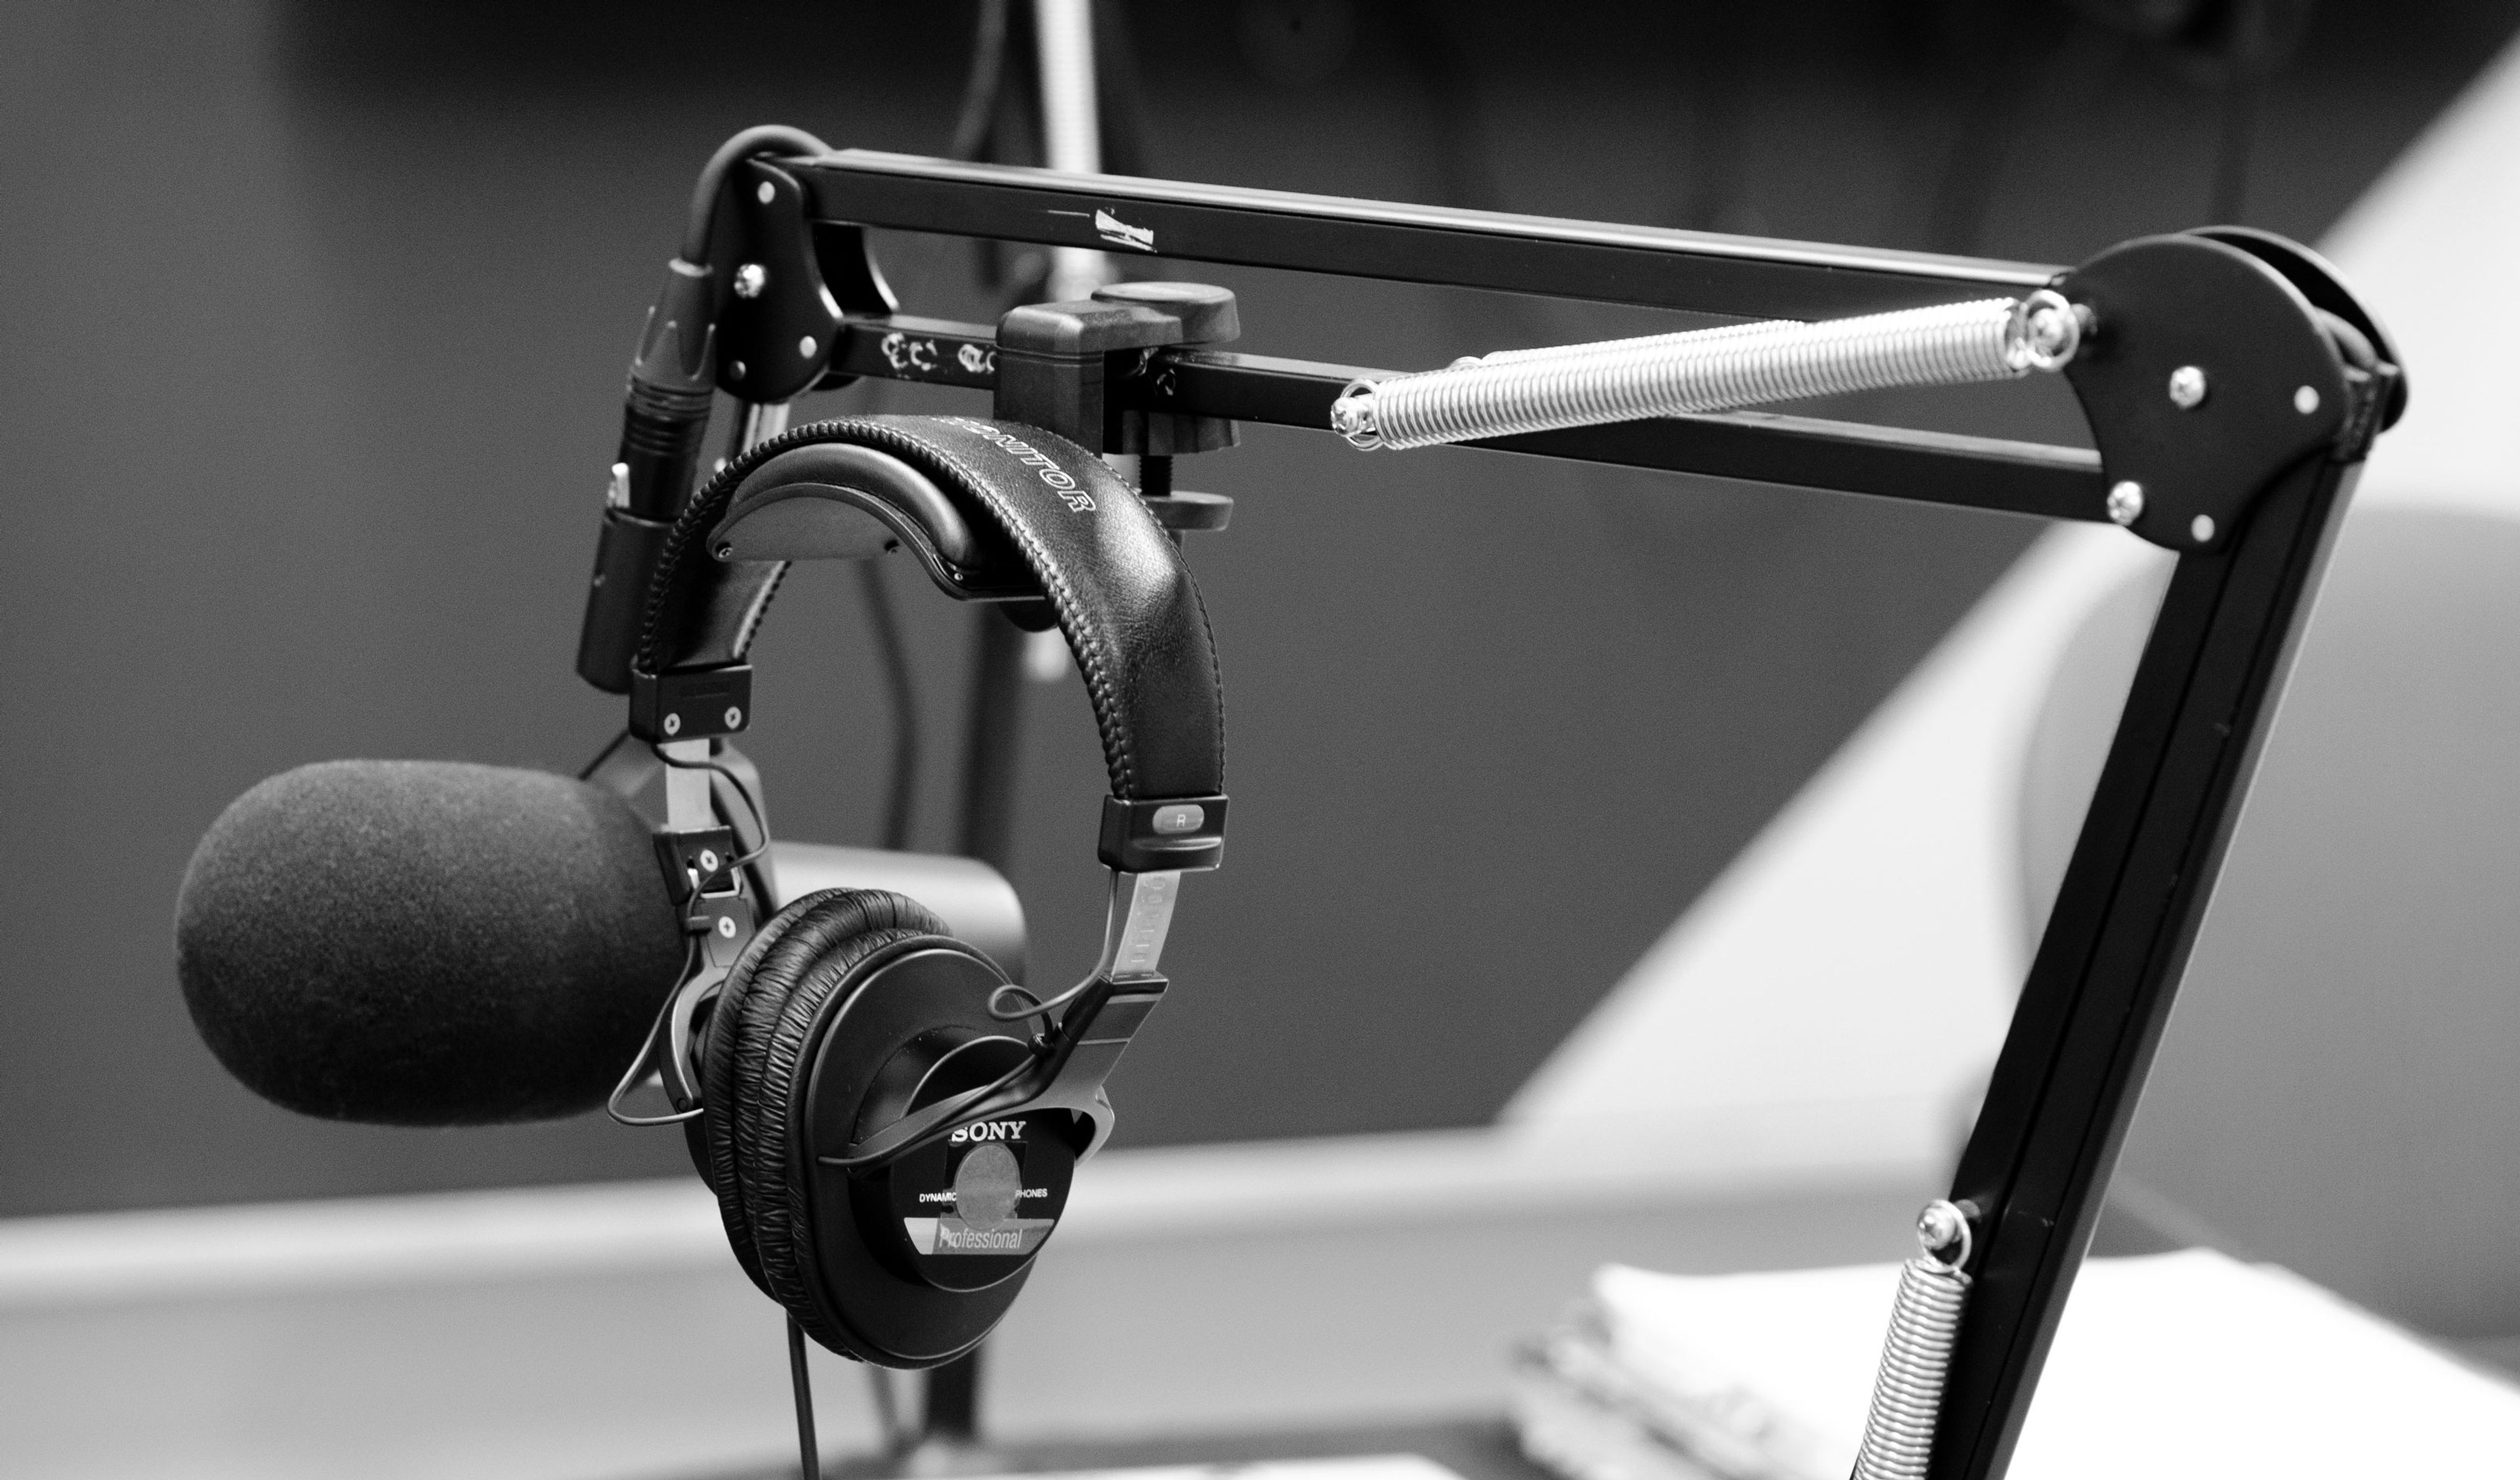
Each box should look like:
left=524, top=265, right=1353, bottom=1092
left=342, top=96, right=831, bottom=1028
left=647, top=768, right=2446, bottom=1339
left=698, top=849, right=720, bottom=873
left=662, top=713, right=682, bottom=736
left=2006, top=289, right=2085, bottom=371
left=797, top=335, right=818, bottom=359
left=724, top=706, right=744, bottom=728
left=2107, top=480, right=2146, bottom=526
left=2191, top=514, right=2216, bottom=544
left=2024, top=301, right=2074, bottom=359
left=732, top=262, right=767, bottom=298
left=1915, top=1199, right=1974, bottom=1269
left=2294, top=384, right=2321, bottom=415
left=717, top=916, right=738, bottom=938
left=2168, top=365, right=2208, bottom=409
left=728, top=360, right=747, bottom=382
left=755, top=181, right=775, bottom=205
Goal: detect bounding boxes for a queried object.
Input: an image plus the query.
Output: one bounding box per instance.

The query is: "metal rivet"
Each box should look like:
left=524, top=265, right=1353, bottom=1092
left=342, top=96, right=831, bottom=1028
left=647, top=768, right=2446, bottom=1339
left=797, top=335, right=818, bottom=359
left=2168, top=365, right=2207, bottom=409
left=724, top=706, right=744, bottom=728
left=2107, top=480, right=2145, bottom=526
left=728, top=361, right=747, bottom=381
left=2191, top=514, right=2216, bottom=544
left=732, top=263, right=767, bottom=298
left=713, top=542, right=734, bottom=560
left=755, top=181, right=775, bottom=204
left=2294, top=384, right=2320, bottom=415
left=662, top=713, right=682, bottom=736
left=698, top=850, right=719, bottom=873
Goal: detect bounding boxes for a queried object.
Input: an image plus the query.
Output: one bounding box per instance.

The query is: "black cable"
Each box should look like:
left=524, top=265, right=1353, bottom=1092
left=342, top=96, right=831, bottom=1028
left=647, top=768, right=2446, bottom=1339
left=969, top=1, right=1049, bottom=300
left=2211, top=73, right=2256, bottom=224
left=2209, top=0, right=2277, bottom=228
left=858, top=561, right=920, bottom=852
left=682, top=125, right=833, bottom=264
left=866, top=1365, right=906, bottom=1455
left=834, top=1, right=1028, bottom=862
left=1093, top=0, right=1153, bottom=178
left=788, top=1317, right=822, bottom=1480
left=652, top=748, right=773, bottom=866
left=1917, top=9, right=2093, bottom=258
left=1386, top=0, right=1549, bottom=346
left=988, top=976, right=1094, bottom=1023
left=949, top=0, right=1013, bottom=165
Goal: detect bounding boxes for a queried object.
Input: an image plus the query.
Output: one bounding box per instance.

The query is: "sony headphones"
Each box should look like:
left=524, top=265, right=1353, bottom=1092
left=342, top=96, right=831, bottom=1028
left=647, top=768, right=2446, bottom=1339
left=614, top=413, right=1227, bottom=1367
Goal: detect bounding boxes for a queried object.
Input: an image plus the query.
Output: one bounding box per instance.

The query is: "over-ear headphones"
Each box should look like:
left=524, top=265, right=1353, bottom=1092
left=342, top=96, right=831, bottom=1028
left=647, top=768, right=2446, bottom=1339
left=617, top=413, right=1227, bottom=1367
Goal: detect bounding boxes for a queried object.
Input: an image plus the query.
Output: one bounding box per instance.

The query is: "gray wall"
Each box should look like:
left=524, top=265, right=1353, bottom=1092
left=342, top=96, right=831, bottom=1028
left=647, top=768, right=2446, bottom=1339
left=1, top=0, right=2507, bottom=1216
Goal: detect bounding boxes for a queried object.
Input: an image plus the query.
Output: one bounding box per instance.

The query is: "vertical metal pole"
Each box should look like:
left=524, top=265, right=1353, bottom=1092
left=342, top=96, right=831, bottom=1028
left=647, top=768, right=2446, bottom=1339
left=929, top=0, right=1108, bottom=1450
left=920, top=1342, right=985, bottom=1445
left=1034, top=0, right=1109, bottom=302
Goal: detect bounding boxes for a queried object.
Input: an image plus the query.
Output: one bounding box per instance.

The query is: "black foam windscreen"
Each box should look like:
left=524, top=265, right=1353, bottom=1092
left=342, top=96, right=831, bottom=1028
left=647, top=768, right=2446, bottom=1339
left=175, top=760, right=686, bottom=1126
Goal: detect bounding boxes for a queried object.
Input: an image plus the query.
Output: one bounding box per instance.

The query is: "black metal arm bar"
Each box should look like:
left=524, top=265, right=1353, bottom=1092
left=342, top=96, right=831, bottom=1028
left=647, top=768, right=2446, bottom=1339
left=833, top=314, right=2109, bottom=520
left=793, top=150, right=2061, bottom=320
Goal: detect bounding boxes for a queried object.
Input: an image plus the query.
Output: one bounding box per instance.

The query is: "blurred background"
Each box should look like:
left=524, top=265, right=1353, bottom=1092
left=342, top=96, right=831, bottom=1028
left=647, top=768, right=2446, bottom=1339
left=5, top=2, right=2519, bottom=1477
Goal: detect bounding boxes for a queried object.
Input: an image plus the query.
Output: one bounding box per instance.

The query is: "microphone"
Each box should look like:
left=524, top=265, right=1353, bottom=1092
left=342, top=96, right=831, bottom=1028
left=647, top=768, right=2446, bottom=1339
left=175, top=760, right=685, bottom=1126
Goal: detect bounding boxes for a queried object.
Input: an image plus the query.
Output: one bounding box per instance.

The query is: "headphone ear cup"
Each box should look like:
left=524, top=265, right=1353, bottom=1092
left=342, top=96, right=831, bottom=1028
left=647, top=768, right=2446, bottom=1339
left=698, top=888, right=949, bottom=1347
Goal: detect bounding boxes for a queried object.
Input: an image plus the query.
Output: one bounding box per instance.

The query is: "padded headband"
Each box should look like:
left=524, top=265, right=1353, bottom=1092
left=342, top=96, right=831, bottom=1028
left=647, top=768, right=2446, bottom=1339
left=636, top=415, right=1225, bottom=803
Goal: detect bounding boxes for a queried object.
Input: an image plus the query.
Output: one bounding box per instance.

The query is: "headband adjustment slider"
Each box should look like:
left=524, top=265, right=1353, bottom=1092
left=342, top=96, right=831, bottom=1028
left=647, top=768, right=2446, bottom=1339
left=1097, top=794, right=1228, bottom=873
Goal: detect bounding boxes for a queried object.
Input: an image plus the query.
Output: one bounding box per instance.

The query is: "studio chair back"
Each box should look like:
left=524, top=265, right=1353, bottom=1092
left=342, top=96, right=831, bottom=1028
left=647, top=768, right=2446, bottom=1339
left=2019, top=504, right=2520, bottom=1346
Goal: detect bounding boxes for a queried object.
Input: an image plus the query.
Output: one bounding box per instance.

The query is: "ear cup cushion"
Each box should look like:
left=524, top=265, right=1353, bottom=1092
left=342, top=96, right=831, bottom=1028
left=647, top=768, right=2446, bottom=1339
left=703, top=889, right=950, bottom=1339
left=736, top=924, right=935, bottom=1335
left=693, top=886, right=827, bottom=1291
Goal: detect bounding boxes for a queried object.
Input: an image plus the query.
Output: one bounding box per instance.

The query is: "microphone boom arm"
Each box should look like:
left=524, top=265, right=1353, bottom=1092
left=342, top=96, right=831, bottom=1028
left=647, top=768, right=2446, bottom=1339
left=592, top=134, right=2407, bottom=1480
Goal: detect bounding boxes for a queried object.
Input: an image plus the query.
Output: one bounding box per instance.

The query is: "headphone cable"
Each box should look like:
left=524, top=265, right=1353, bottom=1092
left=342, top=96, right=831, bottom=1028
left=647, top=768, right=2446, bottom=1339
left=788, top=1317, right=822, bottom=1479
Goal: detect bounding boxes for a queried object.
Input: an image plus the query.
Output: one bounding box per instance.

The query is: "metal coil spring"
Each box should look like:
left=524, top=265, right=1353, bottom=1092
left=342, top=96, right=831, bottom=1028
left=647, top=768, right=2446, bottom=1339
left=1332, top=291, right=2082, bottom=451
left=1852, top=1200, right=1976, bottom=1480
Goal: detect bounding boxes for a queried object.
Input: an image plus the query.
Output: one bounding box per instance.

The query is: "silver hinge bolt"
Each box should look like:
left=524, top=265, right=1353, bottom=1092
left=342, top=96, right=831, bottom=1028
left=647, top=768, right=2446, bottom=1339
left=2168, top=365, right=2208, bottom=409
left=2005, top=289, right=2088, bottom=372
left=2107, top=480, right=2145, bottom=526
left=1917, top=1198, right=1975, bottom=1270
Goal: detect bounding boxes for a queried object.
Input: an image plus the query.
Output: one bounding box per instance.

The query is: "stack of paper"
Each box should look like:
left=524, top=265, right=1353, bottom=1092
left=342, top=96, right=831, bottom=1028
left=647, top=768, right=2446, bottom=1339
left=1511, top=1248, right=2520, bottom=1480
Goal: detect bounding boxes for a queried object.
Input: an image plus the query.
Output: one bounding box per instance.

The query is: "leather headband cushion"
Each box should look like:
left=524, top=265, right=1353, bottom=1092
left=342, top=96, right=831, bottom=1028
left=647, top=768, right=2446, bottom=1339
left=701, top=888, right=946, bottom=1314
left=638, top=415, right=1224, bottom=800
